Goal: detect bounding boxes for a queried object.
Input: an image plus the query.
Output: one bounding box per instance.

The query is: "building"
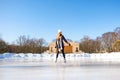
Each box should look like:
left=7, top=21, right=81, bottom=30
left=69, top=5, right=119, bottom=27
left=49, top=41, right=79, bottom=53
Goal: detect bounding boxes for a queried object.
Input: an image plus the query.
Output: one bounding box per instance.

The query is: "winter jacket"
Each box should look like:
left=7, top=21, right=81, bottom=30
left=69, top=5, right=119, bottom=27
left=55, top=35, right=69, bottom=50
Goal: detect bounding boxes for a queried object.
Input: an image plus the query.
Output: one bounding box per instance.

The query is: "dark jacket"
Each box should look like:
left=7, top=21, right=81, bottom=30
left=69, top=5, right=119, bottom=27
left=55, top=35, right=69, bottom=49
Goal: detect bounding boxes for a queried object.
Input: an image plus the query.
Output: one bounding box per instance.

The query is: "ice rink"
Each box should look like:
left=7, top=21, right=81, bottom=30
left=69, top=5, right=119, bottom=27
left=0, top=53, right=120, bottom=80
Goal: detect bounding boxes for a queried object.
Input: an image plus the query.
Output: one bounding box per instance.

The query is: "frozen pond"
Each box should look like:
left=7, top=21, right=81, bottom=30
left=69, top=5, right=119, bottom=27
left=0, top=53, right=120, bottom=80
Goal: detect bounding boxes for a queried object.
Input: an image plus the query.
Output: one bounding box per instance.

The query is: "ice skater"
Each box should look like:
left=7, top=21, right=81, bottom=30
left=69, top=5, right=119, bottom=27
left=55, top=29, right=71, bottom=63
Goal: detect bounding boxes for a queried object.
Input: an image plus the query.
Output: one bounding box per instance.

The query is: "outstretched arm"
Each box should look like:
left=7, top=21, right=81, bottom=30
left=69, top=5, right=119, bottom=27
left=62, top=35, right=71, bottom=46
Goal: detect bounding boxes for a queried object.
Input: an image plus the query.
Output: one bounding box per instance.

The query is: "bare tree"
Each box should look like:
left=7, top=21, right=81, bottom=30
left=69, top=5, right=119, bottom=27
left=0, top=39, right=7, bottom=53
left=36, top=38, right=46, bottom=53
left=102, top=32, right=118, bottom=52
left=80, top=36, right=90, bottom=53
left=80, top=35, right=102, bottom=53
left=16, top=35, right=47, bottom=53
left=112, top=40, right=120, bottom=52
left=114, top=27, right=120, bottom=40
left=16, top=35, right=30, bottom=53
left=95, top=37, right=101, bottom=52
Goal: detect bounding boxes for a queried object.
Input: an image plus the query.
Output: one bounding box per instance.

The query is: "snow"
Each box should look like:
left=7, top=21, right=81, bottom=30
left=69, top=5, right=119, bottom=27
left=0, top=52, right=120, bottom=80
left=1, top=52, right=120, bottom=61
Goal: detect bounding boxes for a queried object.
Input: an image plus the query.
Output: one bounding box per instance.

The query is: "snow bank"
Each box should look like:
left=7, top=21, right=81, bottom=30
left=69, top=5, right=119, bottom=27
left=0, top=52, right=120, bottom=61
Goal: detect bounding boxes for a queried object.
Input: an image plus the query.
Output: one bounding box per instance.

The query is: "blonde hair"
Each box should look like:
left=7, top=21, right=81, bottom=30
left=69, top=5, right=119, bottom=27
left=56, top=32, right=62, bottom=39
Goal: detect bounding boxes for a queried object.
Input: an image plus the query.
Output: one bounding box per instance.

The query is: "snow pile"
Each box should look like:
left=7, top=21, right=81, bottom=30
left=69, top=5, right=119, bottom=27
left=0, top=52, right=120, bottom=61
left=90, top=52, right=120, bottom=60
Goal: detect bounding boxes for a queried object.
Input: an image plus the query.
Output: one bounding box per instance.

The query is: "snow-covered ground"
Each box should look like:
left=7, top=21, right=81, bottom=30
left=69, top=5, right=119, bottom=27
left=0, top=52, right=120, bottom=80
left=1, top=52, right=120, bottom=61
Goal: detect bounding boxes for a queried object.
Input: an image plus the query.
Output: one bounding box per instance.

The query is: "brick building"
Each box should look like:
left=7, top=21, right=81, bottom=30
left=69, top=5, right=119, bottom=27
left=49, top=41, right=79, bottom=53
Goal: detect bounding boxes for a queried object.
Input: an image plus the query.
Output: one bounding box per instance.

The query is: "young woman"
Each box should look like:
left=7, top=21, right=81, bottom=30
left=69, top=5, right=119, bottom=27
left=55, top=29, right=71, bottom=63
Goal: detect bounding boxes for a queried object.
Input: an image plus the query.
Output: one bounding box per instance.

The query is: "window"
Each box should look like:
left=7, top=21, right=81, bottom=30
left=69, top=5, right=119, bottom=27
left=76, top=47, right=78, bottom=52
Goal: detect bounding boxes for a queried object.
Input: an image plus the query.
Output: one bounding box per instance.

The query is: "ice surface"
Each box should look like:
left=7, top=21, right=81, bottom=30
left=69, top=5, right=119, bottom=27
left=0, top=52, right=120, bottom=80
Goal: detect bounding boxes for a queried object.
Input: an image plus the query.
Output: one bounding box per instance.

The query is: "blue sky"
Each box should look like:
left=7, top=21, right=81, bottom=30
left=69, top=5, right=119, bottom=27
left=0, top=0, right=120, bottom=43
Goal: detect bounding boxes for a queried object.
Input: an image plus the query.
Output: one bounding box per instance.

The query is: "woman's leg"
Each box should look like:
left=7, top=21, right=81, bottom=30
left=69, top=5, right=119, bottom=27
left=55, top=50, right=59, bottom=62
left=61, top=49, right=66, bottom=63
left=56, top=51, right=59, bottom=59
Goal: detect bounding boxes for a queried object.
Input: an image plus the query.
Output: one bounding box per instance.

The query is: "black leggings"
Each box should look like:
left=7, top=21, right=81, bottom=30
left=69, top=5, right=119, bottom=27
left=56, top=49, right=66, bottom=59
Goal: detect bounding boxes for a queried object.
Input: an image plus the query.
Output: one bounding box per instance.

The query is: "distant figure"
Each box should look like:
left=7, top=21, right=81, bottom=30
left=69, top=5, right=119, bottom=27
left=55, top=29, right=71, bottom=63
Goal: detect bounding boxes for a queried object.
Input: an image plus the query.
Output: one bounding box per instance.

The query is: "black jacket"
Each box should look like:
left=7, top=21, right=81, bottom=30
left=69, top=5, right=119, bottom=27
left=55, top=35, right=69, bottom=49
